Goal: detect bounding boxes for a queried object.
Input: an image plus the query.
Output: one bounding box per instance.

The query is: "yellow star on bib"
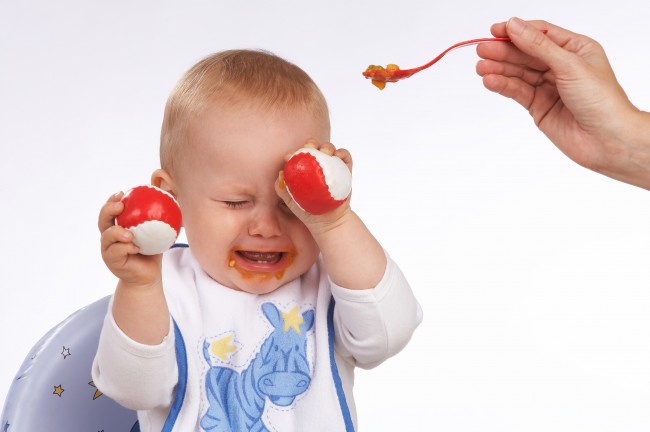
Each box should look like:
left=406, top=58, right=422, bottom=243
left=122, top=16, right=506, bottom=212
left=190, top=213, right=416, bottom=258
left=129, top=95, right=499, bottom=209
left=282, top=306, right=304, bottom=334
left=211, top=335, right=238, bottom=361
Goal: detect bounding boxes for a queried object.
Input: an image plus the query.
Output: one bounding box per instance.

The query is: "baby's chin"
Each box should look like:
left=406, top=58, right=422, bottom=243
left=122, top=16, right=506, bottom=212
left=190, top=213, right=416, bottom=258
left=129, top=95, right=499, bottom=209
left=222, top=272, right=292, bottom=295
left=204, top=265, right=293, bottom=295
left=234, top=280, right=285, bottom=295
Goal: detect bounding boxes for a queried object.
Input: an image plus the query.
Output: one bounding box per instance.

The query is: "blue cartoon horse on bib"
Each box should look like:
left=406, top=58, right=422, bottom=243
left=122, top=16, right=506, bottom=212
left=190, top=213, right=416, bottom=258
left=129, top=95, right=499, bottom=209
left=201, top=302, right=314, bottom=431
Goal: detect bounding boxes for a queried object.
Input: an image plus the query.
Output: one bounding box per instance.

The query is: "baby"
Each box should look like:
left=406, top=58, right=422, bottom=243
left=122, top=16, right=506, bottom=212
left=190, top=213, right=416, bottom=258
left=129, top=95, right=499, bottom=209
left=93, top=49, right=422, bottom=431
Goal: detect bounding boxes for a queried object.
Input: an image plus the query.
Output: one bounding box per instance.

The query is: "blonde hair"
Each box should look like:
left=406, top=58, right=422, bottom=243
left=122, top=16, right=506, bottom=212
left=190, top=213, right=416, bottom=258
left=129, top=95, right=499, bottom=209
left=160, top=49, right=330, bottom=174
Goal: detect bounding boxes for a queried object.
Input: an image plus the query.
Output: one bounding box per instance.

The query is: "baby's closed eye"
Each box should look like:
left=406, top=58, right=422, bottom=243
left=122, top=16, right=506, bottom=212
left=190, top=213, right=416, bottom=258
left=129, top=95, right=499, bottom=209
left=223, top=201, right=249, bottom=209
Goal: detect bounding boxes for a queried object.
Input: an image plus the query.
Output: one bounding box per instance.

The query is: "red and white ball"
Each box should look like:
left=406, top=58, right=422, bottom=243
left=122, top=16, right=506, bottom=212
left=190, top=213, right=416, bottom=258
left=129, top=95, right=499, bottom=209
left=116, top=185, right=182, bottom=255
left=283, top=147, right=352, bottom=215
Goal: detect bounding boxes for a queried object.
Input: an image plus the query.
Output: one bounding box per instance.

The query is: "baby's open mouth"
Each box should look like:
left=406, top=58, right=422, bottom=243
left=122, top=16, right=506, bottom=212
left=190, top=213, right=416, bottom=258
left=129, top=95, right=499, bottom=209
left=229, top=248, right=297, bottom=280
left=236, top=251, right=284, bottom=265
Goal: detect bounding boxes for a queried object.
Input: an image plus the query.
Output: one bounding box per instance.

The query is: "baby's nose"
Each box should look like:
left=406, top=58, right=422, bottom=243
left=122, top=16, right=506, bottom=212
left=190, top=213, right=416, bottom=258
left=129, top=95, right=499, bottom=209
left=248, top=207, right=282, bottom=238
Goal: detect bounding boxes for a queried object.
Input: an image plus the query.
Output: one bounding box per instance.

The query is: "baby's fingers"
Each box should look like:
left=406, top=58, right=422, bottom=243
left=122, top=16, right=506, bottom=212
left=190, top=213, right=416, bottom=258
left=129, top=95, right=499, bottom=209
left=275, top=171, right=290, bottom=202
left=303, top=139, right=337, bottom=156
left=275, top=170, right=310, bottom=217
left=317, top=142, right=335, bottom=156
left=98, top=192, right=124, bottom=233
left=101, top=225, right=136, bottom=255
left=100, top=225, right=141, bottom=272
left=333, top=147, right=352, bottom=171
left=318, top=143, right=352, bottom=172
left=306, top=141, right=353, bottom=171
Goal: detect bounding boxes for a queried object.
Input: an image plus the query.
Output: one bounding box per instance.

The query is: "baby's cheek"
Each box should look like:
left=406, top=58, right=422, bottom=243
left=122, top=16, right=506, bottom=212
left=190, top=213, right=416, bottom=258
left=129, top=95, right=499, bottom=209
left=292, top=229, right=320, bottom=267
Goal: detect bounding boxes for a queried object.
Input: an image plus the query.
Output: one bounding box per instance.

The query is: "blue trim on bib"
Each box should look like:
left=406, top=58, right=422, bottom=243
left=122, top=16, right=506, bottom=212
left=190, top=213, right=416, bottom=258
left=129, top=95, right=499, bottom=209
left=327, top=297, right=355, bottom=432
left=162, top=319, right=188, bottom=432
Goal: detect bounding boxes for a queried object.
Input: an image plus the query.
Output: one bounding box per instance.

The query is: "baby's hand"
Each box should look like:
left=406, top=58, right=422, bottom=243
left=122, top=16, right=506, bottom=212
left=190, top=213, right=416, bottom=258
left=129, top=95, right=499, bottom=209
left=276, top=141, right=353, bottom=232
left=278, top=142, right=387, bottom=290
left=98, top=192, right=163, bottom=288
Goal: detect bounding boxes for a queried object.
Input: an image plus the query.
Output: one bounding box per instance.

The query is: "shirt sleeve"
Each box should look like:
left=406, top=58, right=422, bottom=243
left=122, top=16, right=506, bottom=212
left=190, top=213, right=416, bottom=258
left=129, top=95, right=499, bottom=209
left=91, top=297, right=178, bottom=411
left=330, top=251, right=423, bottom=369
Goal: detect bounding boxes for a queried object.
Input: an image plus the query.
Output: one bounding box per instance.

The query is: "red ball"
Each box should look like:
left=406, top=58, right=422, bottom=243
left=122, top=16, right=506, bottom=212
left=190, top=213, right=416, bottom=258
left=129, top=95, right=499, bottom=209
left=283, top=148, right=352, bottom=215
left=116, top=185, right=182, bottom=255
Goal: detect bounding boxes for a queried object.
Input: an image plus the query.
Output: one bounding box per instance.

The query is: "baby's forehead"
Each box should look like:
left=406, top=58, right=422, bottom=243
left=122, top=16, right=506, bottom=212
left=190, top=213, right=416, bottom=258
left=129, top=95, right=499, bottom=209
left=169, top=97, right=329, bottom=172
left=193, top=97, right=329, bottom=138
left=208, top=92, right=327, bottom=118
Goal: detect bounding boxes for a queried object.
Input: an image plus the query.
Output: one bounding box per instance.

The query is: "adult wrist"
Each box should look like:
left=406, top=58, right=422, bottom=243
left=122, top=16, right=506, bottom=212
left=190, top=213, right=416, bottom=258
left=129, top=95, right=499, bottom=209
left=601, top=110, right=650, bottom=190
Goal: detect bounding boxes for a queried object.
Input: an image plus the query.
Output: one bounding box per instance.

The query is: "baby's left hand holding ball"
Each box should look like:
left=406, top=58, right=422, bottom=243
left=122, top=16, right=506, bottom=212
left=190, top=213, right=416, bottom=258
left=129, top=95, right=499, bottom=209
left=115, top=185, right=182, bottom=255
left=282, top=146, right=352, bottom=215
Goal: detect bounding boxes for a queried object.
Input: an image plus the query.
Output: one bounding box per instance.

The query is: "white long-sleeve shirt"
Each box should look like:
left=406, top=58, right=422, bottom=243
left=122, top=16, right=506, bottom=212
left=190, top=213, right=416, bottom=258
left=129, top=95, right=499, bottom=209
left=92, top=246, right=421, bottom=431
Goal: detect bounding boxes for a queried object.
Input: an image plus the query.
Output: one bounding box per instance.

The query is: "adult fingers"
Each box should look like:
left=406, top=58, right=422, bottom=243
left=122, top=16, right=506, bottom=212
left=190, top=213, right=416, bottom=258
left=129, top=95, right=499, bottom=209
left=476, top=39, right=549, bottom=72
left=503, top=18, right=581, bottom=76
left=482, top=74, right=536, bottom=111
left=476, top=58, right=547, bottom=87
left=490, top=19, right=552, bottom=37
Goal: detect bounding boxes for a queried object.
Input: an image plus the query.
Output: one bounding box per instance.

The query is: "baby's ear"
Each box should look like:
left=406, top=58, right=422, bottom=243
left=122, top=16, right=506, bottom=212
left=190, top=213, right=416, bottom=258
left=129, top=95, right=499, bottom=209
left=151, top=169, right=176, bottom=197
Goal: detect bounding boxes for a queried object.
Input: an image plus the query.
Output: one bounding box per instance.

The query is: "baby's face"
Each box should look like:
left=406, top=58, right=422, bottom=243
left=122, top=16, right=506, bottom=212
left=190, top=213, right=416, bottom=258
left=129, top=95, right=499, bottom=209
left=172, top=102, right=328, bottom=294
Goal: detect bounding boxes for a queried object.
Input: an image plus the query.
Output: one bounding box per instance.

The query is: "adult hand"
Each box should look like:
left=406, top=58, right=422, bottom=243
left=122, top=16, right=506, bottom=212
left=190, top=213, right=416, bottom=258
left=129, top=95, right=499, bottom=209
left=476, top=17, right=650, bottom=190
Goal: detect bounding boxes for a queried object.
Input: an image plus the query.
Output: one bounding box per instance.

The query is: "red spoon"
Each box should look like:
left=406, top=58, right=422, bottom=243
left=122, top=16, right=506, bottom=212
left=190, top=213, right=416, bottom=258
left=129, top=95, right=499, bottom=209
left=362, top=33, right=545, bottom=90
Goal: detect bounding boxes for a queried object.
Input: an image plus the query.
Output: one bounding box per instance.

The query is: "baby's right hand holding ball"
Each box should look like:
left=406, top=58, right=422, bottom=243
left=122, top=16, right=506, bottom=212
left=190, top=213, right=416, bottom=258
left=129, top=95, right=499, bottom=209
left=99, top=185, right=182, bottom=286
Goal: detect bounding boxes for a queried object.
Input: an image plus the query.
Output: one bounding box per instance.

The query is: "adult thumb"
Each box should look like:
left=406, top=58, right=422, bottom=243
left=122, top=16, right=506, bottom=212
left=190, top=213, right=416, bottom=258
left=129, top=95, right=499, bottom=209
left=506, top=17, right=573, bottom=74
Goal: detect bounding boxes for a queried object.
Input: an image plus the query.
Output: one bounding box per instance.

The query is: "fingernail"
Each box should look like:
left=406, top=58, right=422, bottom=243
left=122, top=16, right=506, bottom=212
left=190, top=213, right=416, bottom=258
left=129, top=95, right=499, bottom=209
left=507, top=17, right=525, bottom=35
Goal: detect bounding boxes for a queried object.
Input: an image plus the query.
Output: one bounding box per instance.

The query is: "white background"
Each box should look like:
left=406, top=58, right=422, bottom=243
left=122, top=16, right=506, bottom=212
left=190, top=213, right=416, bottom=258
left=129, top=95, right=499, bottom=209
left=2, top=1, right=650, bottom=430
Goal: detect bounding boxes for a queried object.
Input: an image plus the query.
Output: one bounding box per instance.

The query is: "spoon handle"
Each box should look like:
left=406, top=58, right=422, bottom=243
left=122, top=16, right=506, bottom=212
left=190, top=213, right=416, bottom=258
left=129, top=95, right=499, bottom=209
left=363, top=31, right=547, bottom=90
left=404, top=37, right=511, bottom=76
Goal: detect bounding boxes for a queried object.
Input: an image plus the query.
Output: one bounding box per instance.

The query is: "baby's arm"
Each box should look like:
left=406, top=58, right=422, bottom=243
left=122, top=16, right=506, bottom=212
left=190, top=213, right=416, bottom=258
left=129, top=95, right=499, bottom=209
left=330, top=252, right=422, bottom=368
left=277, top=143, right=421, bottom=366
left=94, top=192, right=177, bottom=409
left=276, top=141, right=386, bottom=290
left=99, top=192, right=171, bottom=344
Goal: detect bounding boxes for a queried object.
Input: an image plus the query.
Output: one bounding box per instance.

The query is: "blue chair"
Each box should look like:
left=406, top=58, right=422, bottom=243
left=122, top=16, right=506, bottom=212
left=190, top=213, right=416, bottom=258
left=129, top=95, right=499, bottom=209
left=0, top=296, right=139, bottom=431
